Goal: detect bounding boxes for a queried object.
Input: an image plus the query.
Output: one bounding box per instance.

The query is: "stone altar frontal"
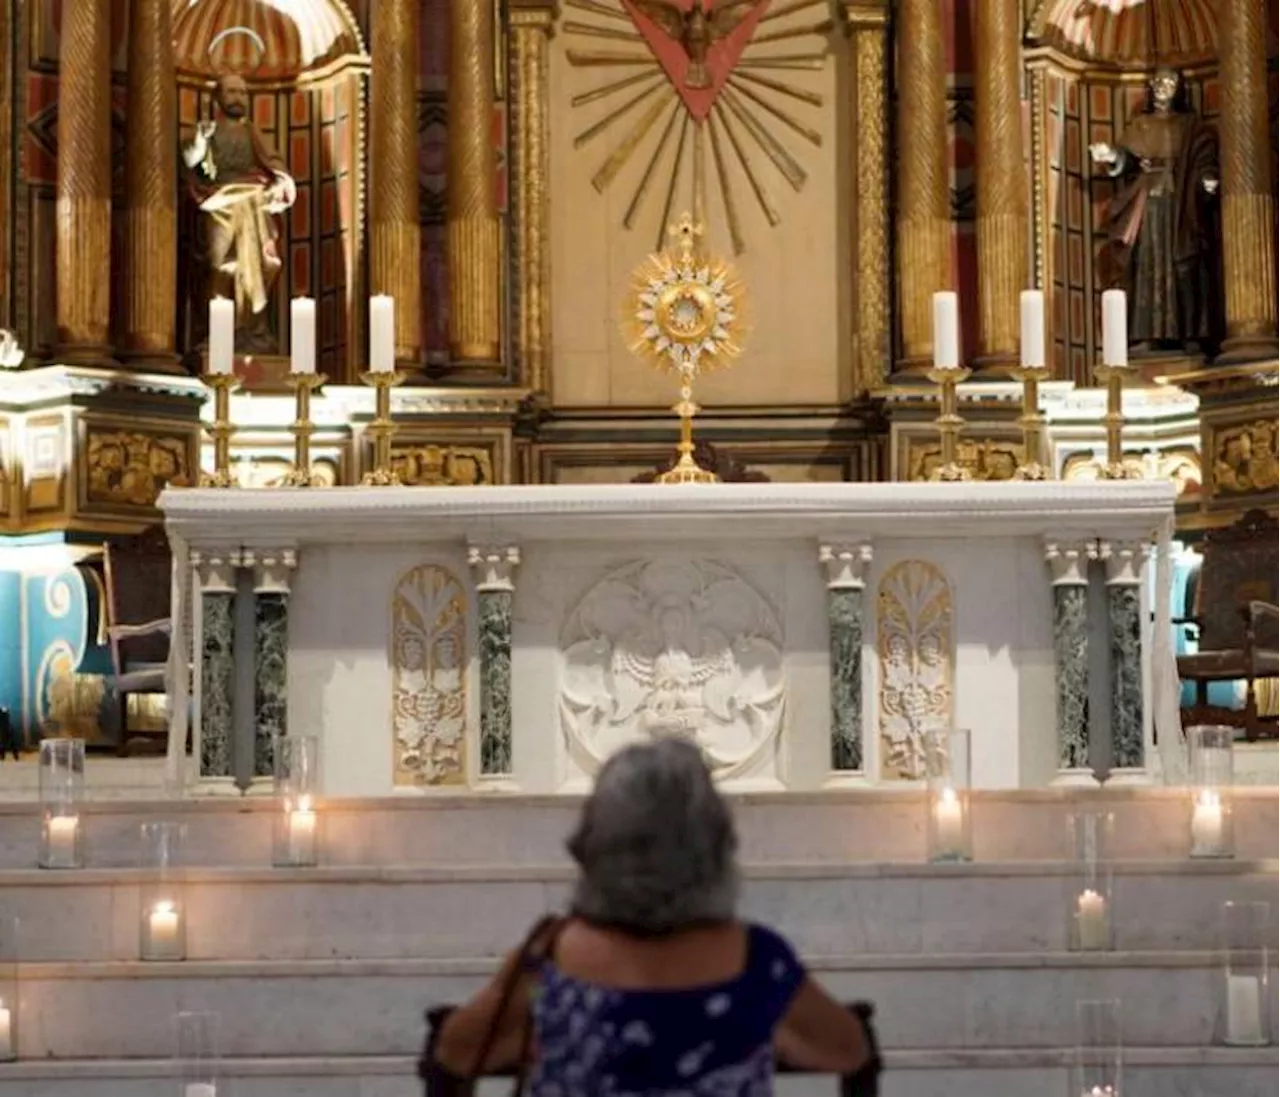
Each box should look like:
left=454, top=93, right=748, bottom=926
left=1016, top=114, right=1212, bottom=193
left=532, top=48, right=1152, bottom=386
left=159, top=481, right=1177, bottom=797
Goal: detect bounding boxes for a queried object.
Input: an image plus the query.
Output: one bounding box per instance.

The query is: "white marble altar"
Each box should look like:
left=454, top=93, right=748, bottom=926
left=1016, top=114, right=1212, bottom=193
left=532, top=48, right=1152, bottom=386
left=159, top=480, right=1177, bottom=797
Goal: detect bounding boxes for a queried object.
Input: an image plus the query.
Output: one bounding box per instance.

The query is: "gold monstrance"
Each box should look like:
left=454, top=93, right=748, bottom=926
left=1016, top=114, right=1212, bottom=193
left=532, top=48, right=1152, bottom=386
left=623, top=213, right=748, bottom=484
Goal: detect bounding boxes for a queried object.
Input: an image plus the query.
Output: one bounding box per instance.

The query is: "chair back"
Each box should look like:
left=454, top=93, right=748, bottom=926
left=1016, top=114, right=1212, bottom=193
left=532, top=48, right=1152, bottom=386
left=1193, top=509, right=1279, bottom=652
left=102, top=525, right=173, bottom=671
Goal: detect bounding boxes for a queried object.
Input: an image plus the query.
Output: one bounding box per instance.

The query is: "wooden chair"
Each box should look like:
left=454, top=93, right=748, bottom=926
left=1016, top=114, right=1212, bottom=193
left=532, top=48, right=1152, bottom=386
left=102, top=526, right=173, bottom=755
left=1176, top=509, right=1279, bottom=741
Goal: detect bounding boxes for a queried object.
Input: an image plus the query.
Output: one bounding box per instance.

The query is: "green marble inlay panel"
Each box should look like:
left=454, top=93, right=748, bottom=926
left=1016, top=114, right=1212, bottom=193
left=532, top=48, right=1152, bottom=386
left=200, top=590, right=235, bottom=778
left=1053, top=584, right=1090, bottom=769
left=829, top=587, right=863, bottom=771
left=254, top=592, right=288, bottom=778
left=478, top=588, right=513, bottom=775
left=1108, top=584, right=1144, bottom=770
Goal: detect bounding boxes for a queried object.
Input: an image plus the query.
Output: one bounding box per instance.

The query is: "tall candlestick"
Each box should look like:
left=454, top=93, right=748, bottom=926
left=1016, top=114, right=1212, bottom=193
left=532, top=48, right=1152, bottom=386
left=0, top=1002, right=12, bottom=1060
left=1101, top=289, right=1127, bottom=366
left=1191, top=789, right=1226, bottom=857
left=290, top=297, right=317, bottom=375
left=370, top=295, right=396, bottom=373
left=1225, top=974, right=1264, bottom=1045
left=1020, top=290, right=1045, bottom=367
left=1075, top=888, right=1110, bottom=950
left=208, top=298, right=234, bottom=375
left=932, top=291, right=960, bottom=369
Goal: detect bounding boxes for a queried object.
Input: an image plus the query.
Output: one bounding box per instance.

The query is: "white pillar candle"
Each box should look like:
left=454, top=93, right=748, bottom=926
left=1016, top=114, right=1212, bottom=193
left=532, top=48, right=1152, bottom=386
left=287, top=796, right=317, bottom=864
left=1101, top=288, right=1127, bottom=366
left=1075, top=888, right=1109, bottom=950
left=1225, top=973, right=1264, bottom=1044
left=932, top=787, right=964, bottom=855
left=0, top=1002, right=12, bottom=1059
left=208, top=298, right=235, bottom=375
left=145, top=899, right=182, bottom=960
left=370, top=295, right=396, bottom=373
left=1019, top=289, right=1045, bottom=367
left=46, top=814, right=79, bottom=864
left=1190, top=789, right=1225, bottom=856
left=932, top=291, right=960, bottom=369
left=184, top=1085, right=218, bottom=1097
left=290, top=297, right=317, bottom=375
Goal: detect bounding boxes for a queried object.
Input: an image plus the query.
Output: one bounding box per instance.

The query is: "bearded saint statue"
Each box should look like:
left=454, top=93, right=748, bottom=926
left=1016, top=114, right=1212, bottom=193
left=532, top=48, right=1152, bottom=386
left=182, top=72, right=296, bottom=354
left=1089, top=67, right=1223, bottom=354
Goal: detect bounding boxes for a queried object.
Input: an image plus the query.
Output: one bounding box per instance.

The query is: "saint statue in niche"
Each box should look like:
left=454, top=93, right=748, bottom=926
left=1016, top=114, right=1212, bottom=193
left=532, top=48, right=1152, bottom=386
left=182, top=71, right=296, bottom=354
left=1089, top=68, right=1223, bottom=355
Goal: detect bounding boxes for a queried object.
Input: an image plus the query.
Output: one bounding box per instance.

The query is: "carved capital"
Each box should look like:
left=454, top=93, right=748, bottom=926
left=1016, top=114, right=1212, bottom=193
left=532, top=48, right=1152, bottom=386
left=1044, top=539, right=1097, bottom=586
left=508, top=0, right=558, bottom=30
left=468, top=545, right=521, bottom=592
left=818, top=542, right=874, bottom=590
left=1098, top=539, right=1152, bottom=586
left=191, top=547, right=238, bottom=593
left=841, top=0, right=888, bottom=30
left=239, top=546, right=298, bottom=595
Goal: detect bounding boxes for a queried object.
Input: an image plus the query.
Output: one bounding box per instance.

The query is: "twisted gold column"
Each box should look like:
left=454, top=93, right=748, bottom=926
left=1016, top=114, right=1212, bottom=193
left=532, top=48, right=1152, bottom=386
left=55, top=0, right=114, bottom=363
left=121, top=0, right=178, bottom=368
left=894, top=0, right=951, bottom=371
left=448, top=0, right=502, bottom=365
left=971, top=0, right=1027, bottom=370
left=1217, top=0, right=1277, bottom=363
left=510, top=0, right=556, bottom=398
left=370, top=0, right=422, bottom=365
left=844, top=2, right=890, bottom=394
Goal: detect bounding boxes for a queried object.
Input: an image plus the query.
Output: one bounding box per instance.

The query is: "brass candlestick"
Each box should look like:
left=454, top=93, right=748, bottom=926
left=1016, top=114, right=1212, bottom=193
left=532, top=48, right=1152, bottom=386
left=1093, top=363, right=1138, bottom=480
left=199, top=373, right=240, bottom=488
left=285, top=373, right=327, bottom=487
left=1010, top=365, right=1051, bottom=480
left=926, top=367, right=972, bottom=482
left=657, top=375, right=717, bottom=484
left=360, top=370, right=406, bottom=486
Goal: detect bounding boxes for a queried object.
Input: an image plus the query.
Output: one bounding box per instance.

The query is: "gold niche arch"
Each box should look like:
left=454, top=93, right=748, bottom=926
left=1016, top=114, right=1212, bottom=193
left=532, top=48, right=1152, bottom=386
left=174, top=0, right=369, bottom=381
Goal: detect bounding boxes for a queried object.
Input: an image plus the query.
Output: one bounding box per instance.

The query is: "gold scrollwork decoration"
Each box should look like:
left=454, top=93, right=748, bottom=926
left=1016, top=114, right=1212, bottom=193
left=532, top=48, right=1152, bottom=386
left=1061, top=448, right=1202, bottom=497
left=877, top=559, right=954, bottom=781
left=86, top=429, right=191, bottom=507
left=392, top=565, right=469, bottom=787
left=391, top=445, right=494, bottom=487
left=1213, top=420, right=1278, bottom=496
left=907, top=438, right=1022, bottom=483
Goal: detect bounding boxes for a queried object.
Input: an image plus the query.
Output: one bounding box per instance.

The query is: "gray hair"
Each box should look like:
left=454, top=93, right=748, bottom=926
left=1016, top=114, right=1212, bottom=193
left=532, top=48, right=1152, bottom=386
left=568, top=739, right=739, bottom=935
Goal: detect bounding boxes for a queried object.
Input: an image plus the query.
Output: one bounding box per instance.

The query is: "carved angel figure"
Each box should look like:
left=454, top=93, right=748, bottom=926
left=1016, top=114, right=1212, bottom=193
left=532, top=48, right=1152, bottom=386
left=632, top=0, right=756, bottom=88
left=559, top=560, right=785, bottom=779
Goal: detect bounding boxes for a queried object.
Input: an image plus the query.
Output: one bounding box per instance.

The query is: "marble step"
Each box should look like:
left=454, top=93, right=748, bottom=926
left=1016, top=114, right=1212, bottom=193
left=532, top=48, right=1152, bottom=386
left=1, top=861, right=1274, bottom=962
left=11, top=953, right=1275, bottom=1059
left=0, top=1050, right=1274, bottom=1097
left=0, top=788, right=1274, bottom=869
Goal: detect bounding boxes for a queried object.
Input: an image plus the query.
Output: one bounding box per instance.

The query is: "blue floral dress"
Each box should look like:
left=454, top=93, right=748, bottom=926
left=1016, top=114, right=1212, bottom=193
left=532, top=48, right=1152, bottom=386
left=527, top=923, right=805, bottom=1097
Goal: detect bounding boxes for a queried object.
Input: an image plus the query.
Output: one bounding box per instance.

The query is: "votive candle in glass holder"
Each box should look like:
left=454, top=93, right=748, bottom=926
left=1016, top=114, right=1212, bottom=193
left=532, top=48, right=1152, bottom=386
left=139, top=821, right=187, bottom=962
left=0, top=915, right=18, bottom=1061
left=1074, top=998, right=1122, bottom=1097
left=176, top=1010, right=221, bottom=1096
left=38, top=738, right=85, bottom=869
left=1188, top=725, right=1234, bottom=858
left=1068, top=809, right=1114, bottom=952
left=924, top=728, right=972, bottom=863
left=273, top=735, right=320, bottom=868
left=1216, top=900, right=1272, bottom=1047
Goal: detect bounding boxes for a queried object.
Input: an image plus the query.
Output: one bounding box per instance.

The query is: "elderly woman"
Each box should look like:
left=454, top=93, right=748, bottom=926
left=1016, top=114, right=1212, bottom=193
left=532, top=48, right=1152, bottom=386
left=433, top=739, right=872, bottom=1093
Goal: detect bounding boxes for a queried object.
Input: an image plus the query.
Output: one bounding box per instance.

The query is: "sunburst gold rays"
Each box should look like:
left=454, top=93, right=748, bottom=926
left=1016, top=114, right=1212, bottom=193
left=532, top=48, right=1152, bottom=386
left=567, top=0, right=828, bottom=249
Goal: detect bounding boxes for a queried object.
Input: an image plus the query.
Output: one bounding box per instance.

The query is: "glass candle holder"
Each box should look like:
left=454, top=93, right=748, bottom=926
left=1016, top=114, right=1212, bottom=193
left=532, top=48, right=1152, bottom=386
left=273, top=735, right=320, bottom=868
left=38, top=738, right=85, bottom=869
left=1216, top=900, right=1272, bottom=1047
left=1188, top=724, right=1234, bottom=859
left=924, top=728, right=972, bottom=863
left=139, top=822, right=187, bottom=962
left=176, top=1010, right=221, bottom=1096
left=1073, top=998, right=1122, bottom=1097
left=1068, top=809, right=1114, bottom=952
left=0, top=916, right=17, bottom=1062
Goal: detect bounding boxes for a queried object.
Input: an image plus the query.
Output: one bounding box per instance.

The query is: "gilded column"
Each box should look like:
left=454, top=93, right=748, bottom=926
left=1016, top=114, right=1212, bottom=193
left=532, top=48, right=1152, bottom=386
left=121, top=0, right=178, bottom=368
left=0, top=0, right=11, bottom=325
left=55, top=0, right=114, bottom=362
left=1217, top=0, right=1277, bottom=363
left=448, top=0, right=503, bottom=365
left=369, top=0, right=422, bottom=364
left=509, top=0, right=557, bottom=397
left=894, top=0, right=951, bottom=370
left=971, top=0, right=1027, bottom=369
left=843, top=2, right=889, bottom=393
